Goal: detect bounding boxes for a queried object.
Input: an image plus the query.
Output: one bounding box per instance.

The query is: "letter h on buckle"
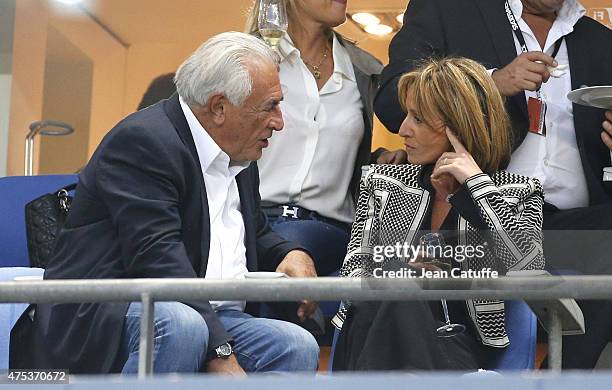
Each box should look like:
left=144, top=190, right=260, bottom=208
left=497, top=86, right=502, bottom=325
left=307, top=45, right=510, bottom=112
left=281, top=205, right=300, bottom=219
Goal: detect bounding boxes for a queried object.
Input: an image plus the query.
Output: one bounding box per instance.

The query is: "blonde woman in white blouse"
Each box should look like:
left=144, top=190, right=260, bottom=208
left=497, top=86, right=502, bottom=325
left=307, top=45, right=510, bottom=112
left=246, top=0, right=406, bottom=290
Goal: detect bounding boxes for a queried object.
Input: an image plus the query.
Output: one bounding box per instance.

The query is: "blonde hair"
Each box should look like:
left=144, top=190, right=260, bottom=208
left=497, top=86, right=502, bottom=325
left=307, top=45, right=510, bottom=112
left=397, top=57, right=511, bottom=174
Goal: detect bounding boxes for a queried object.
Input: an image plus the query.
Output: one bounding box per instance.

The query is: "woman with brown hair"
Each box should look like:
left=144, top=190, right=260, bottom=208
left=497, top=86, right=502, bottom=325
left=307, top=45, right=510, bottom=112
left=332, top=57, right=545, bottom=371
left=246, top=1, right=406, bottom=291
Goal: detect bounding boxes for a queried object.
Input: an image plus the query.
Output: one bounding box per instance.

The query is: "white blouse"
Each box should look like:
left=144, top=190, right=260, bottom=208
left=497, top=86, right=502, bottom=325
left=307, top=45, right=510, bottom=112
left=257, top=33, right=365, bottom=223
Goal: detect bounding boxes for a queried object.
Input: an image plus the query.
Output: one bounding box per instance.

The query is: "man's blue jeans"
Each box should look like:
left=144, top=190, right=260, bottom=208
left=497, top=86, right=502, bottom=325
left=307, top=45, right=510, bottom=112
left=117, top=302, right=320, bottom=374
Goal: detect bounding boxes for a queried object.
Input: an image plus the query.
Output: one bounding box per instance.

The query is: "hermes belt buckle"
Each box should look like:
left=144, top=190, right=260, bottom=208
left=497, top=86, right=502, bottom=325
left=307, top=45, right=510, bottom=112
left=281, top=205, right=300, bottom=219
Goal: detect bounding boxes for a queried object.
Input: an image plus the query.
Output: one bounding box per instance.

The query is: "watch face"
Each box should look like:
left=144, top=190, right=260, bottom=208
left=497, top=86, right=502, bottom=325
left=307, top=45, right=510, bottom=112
left=217, top=343, right=232, bottom=357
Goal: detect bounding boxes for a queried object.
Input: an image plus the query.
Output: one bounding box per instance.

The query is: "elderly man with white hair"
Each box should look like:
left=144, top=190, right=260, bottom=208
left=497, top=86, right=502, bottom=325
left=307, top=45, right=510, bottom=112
left=11, top=32, right=319, bottom=375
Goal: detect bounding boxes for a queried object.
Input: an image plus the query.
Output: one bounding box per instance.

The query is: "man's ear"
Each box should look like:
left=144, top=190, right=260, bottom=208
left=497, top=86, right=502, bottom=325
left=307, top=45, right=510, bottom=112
left=206, top=94, right=227, bottom=126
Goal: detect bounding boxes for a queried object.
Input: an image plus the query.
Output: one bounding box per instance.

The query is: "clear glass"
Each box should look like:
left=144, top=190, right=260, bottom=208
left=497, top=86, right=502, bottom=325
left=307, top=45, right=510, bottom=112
left=258, top=0, right=288, bottom=49
left=418, top=232, right=466, bottom=337
left=604, top=152, right=612, bottom=182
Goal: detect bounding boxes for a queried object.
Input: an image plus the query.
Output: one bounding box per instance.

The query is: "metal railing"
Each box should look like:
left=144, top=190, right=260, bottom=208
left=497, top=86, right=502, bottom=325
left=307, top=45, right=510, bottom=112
left=3, top=276, right=612, bottom=377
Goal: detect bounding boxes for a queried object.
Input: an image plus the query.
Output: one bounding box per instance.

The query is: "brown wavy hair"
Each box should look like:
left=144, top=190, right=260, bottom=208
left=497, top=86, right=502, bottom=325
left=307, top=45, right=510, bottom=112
left=398, top=57, right=512, bottom=174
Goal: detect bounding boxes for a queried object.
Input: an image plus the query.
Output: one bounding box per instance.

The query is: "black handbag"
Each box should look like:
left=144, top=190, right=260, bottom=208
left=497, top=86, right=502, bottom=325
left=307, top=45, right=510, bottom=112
left=25, top=183, right=77, bottom=268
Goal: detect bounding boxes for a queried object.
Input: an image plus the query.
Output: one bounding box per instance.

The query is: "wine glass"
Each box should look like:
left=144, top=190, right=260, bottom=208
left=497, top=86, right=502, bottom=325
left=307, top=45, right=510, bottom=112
left=258, top=0, right=288, bottom=50
left=418, top=232, right=466, bottom=337
left=604, top=152, right=612, bottom=182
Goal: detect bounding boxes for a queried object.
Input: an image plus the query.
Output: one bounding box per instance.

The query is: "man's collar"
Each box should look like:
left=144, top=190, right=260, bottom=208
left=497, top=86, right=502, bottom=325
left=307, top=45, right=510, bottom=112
left=510, top=0, right=585, bottom=28
left=179, top=96, right=251, bottom=175
left=179, top=95, right=222, bottom=172
left=556, top=0, right=585, bottom=28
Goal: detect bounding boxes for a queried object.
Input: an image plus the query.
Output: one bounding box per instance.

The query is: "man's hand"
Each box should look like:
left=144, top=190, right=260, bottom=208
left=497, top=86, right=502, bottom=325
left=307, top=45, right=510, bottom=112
left=206, top=355, right=246, bottom=376
left=491, top=51, right=557, bottom=96
left=276, top=250, right=317, bottom=278
left=276, top=250, right=318, bottom=321
left=602, top=110, right=612, bottom=151
left=376, top=149, right=408, bottom=165
left=431, top=129, right=483, bottom=185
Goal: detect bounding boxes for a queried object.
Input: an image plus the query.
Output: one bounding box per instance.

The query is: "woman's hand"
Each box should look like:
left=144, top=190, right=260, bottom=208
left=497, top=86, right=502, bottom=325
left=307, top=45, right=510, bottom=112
left=431, top=155, right=460, bottom=199
left=431, top=128, right=483, bottom=185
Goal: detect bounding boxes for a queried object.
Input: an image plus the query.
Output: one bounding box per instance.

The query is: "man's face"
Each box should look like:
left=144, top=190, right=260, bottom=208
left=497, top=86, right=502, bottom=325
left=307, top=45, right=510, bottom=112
left=222, top=60, right=284, bottom=162
left=522, top=0, right=565, bottom=14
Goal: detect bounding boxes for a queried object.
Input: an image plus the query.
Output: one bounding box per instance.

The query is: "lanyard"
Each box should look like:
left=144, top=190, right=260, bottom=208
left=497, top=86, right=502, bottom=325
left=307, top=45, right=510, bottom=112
left=504, top=0, right=562, bottom=57
left=504, top=0, right=562, bottom=96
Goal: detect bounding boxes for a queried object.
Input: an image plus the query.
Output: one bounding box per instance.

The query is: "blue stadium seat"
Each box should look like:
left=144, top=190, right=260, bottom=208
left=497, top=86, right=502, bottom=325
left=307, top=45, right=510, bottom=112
left=488, top=300, right=537, bottom=369
left=0, top=267, right=44, bottom=369
left=0, top=175, right=78, bottom=369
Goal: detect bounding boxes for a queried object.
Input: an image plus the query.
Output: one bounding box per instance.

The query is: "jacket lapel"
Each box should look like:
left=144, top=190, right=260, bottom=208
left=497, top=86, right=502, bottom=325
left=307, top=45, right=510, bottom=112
left=336, top=34, right=378, bottom=136
left=164, top=94, right=201, bottom=169
left=565, top=27, right=588, bottom=145
left=563, top=24, right=604, bottom=198
left=236, top=165, right=258, bottom=271
left=164, top=93, right=211, bottom=276
left=475, top=0, right=528, bottom=121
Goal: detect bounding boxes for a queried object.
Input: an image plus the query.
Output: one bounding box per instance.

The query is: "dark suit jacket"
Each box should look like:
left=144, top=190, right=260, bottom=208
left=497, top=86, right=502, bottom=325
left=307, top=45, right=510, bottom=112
left=374, top=0, right=612, bottom=205
left=14, top=94, right=302, bottom=373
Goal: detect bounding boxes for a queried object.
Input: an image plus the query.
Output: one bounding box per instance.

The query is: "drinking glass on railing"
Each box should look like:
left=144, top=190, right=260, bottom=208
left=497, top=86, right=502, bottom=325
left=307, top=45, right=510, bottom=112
left=604, top=152, right=612, bottom=181
left=258, top=0, right=288, bottom=50
left=418, top=232, right=466, bottom=338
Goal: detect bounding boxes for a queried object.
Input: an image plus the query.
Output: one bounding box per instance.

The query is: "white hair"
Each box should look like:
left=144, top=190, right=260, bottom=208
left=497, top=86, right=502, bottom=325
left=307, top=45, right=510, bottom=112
left=174, top=31, right=279, bottom=107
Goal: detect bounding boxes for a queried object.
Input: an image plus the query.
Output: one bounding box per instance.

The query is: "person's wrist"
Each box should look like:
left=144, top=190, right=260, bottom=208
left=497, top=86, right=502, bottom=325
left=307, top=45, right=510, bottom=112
left=206, top=354, right=245, bottom=375
left=206, top=342, right=233, bottom=361
left=490, top=68, right=505, bottom=93
left=216, top=342, right=233, bottom=359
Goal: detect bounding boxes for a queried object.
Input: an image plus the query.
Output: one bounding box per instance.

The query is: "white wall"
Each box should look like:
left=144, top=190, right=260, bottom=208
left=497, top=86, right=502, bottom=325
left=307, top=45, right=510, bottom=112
left=0, top=0, right=15, bottom=177
left=0, top=74, right=11, bottom=177
left=6, top=0, right=127, bottom=176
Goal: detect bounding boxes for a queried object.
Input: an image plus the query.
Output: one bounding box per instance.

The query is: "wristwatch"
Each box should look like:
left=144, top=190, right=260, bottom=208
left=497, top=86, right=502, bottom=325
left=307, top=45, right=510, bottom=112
left=214, top=342, right=233, bottom=359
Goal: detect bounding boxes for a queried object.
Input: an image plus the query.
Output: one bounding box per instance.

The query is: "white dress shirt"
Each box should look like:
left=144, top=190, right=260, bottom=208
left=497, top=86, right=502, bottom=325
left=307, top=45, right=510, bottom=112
left=257, top=33, right=365, bottom=223
left=504, top=0, right=589, bottom=209
left=180, top=96, right=250, bottom=312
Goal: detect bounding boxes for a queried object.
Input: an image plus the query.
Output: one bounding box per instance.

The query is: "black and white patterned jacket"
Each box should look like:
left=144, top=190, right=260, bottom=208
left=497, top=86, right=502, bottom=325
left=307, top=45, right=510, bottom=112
left=332, top=164, right=545, bottom=348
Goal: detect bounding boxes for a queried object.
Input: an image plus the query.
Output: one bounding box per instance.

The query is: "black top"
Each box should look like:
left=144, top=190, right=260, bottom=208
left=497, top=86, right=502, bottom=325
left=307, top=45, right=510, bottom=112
left=417, top=165, right=483, bottom=337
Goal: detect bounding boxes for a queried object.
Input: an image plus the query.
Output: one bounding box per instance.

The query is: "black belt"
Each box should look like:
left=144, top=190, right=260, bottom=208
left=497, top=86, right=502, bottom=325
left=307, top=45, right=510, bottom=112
left=263, top=204, right=319, bottom=219
left=262, top=204, right=351, bottom=231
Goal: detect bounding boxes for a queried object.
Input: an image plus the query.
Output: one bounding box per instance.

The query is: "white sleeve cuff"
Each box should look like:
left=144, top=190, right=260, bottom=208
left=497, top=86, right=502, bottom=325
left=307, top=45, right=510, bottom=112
left=465, top=173, right=498, bottom=201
